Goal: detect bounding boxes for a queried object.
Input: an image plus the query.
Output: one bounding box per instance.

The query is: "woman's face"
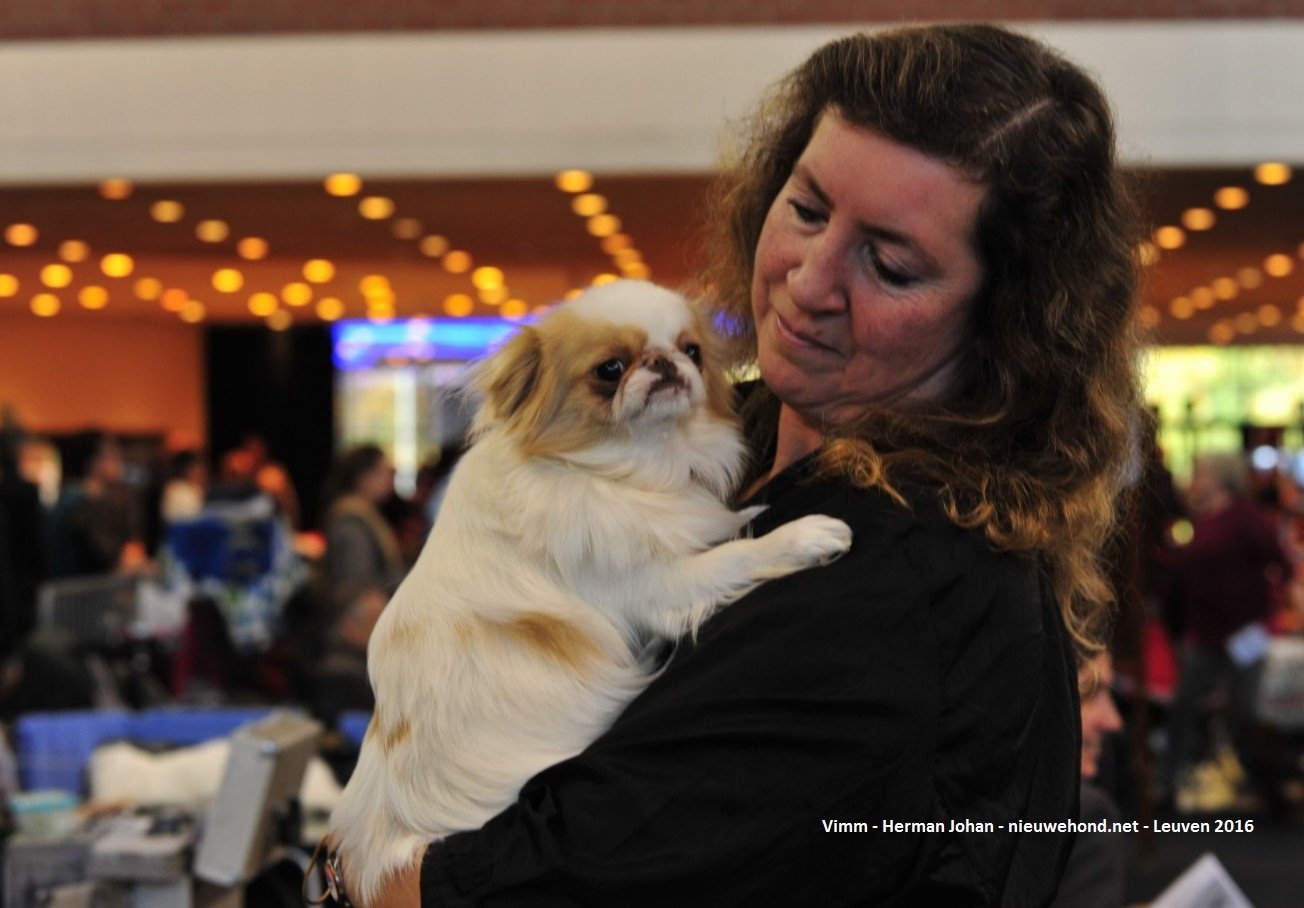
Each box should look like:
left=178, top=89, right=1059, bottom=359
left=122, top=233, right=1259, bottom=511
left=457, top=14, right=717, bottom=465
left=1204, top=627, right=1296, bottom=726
left=751, top=111, right=986, bottom=428
left=1078, top=653, right=1123, bottom=779
left=360, top=456, right=395, bottom=502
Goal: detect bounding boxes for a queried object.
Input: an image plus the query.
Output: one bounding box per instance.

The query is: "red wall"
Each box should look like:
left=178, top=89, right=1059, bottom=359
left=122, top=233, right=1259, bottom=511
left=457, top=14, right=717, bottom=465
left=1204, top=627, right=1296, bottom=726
left=0, top=316, right=205, bottom=446
left=1, top=0, right=1296, bottom=41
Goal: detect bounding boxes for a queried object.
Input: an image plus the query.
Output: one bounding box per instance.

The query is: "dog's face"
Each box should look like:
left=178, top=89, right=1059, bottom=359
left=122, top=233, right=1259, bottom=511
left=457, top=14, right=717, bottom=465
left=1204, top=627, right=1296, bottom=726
left=476, top=281, right=735, bottom=457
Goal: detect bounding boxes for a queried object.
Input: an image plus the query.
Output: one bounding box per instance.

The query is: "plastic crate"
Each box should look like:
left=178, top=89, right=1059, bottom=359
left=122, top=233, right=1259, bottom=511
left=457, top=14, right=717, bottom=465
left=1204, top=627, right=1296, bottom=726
left=14, top=711, right=132, bottom=793
left=15, top=707, right=277, bottom=794
left=130, top=707, right=275, bottom=746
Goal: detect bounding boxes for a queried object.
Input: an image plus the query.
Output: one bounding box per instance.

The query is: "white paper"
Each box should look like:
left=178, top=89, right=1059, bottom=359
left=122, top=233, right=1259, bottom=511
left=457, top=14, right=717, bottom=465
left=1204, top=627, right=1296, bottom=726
left=1150, top=852, right=1254, bottom=908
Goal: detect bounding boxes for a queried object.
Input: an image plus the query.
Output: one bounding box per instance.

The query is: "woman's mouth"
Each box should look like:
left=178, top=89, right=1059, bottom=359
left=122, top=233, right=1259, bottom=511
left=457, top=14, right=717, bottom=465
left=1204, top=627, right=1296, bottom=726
left=774, top=313, right=830, bottom=352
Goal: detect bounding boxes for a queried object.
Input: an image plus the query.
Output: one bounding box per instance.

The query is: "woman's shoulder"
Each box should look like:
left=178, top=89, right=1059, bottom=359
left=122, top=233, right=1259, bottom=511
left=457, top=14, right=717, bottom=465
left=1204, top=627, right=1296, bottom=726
left=741, top=466, right=1050, bottom=670
left=761, top=467, right=1037, bottom=591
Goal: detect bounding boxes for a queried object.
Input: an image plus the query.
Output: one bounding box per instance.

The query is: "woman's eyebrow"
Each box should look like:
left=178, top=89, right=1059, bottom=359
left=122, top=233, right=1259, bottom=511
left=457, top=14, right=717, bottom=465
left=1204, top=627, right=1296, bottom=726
left=797, top=166, right=940, bottom=271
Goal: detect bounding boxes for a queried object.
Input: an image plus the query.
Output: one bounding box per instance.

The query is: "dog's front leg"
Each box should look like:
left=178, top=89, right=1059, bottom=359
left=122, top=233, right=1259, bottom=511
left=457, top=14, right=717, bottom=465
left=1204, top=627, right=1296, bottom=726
left=646, top=514, right=852, bottom=638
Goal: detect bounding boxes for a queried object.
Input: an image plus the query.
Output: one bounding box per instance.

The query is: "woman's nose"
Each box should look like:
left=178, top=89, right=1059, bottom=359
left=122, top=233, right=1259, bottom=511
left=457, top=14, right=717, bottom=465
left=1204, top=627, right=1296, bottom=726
left=785, top=237, right=847, bottom=313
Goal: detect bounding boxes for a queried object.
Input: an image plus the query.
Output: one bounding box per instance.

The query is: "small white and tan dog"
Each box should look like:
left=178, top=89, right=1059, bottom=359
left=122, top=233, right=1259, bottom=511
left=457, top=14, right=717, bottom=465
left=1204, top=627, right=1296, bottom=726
left=326, top=280, right=851, bottom=902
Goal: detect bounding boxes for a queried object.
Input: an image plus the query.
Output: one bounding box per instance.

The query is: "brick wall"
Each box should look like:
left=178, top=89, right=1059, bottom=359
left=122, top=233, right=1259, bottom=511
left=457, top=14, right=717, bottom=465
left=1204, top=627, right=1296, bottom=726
left=1, top=0, right=1300, bottom=41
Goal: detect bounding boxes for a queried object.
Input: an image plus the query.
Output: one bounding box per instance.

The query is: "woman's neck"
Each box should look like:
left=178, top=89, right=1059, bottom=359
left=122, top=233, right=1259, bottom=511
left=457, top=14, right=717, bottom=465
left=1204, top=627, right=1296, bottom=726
left=769, top=405, right=825, bottom=482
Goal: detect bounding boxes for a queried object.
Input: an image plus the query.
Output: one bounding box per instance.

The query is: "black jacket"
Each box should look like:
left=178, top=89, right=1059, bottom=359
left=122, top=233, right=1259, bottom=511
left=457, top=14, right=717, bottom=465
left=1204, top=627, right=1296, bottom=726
left=422, top=457, right=1081, bottom=906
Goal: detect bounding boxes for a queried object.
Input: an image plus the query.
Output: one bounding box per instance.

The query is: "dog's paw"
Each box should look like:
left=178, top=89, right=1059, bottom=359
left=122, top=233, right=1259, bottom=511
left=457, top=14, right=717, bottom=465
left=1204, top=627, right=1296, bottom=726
left=768, top=514, right=853, bottom=567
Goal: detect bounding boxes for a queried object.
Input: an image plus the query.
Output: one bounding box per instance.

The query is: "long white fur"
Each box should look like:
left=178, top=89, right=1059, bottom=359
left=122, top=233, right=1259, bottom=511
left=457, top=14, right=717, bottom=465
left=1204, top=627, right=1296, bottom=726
left=327, top=280, right=852, bottom=902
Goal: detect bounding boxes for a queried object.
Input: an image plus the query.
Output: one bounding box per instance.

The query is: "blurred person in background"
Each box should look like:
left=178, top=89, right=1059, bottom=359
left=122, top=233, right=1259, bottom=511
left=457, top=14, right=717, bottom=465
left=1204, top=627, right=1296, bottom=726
left=160, top=448, right=209, bottom=523
left=318, top=444, right=406, bottom=614
left=0, top=415, right=43, bottom=657
left=1050, top=651, right=1127, bottom=908
left=240, top=433, right=301, bottom=528
left=1162, top=451, right=1292, bottom=811
left=45, top=430, right=146, bottom=577
left=296, top=445, right=405, bottom=723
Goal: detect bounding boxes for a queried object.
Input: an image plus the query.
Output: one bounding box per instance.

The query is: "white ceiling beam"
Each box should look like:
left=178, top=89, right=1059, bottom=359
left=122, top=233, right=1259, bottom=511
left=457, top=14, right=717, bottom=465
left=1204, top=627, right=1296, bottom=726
left=1, top=22, right=1301, bottom=183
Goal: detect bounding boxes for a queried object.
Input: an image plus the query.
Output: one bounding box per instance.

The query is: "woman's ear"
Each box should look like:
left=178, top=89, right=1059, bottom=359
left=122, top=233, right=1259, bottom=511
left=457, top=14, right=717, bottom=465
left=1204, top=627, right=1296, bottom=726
left=476, top=326, right=544, bottom=423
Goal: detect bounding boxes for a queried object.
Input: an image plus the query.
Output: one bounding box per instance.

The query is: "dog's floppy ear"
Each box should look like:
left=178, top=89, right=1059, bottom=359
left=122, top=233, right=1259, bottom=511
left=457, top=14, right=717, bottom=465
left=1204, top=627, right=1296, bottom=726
left=476, top=325, right=544, bottom=423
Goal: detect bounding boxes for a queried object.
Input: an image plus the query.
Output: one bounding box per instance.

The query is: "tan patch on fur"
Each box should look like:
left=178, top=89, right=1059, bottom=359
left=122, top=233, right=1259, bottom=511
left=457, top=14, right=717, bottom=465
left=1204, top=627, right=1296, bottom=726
left=382, top=716, right=411, bottom=753
left=494, top=612, right=601, bottom=671
left=478, top=326, right=544, bottom=423
left=381, top=619, right=423, bottom=650
left=515, top=309, right=649, bottom=458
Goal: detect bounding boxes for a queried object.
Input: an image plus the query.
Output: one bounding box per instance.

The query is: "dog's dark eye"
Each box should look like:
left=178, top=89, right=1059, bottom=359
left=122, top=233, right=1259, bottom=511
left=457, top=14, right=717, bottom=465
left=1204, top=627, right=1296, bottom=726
left=594, top=359, right=625, bottom=382
left=682, top=343, right=702, bottom=366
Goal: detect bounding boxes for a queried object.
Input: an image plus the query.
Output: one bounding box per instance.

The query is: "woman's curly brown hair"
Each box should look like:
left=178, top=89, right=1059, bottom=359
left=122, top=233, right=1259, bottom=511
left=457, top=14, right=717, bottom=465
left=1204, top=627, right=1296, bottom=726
left=696, top=24, right=1146, bottom=656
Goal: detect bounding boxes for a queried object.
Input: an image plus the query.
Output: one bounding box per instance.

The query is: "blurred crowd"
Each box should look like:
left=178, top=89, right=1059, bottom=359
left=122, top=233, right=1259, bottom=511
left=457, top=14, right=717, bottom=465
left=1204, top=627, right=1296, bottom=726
left=1, top=413, right=1302, bottom=829
left=0, top=419, right=466, bottom=731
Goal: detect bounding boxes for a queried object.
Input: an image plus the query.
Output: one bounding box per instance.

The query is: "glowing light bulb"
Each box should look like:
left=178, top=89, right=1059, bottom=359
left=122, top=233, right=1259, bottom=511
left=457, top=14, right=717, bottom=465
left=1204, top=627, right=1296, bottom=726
left=100, top=254, right=134, bottom=278
left=1154, top=226, right=1185, bottom=250
left=419, top=235, right=449, bottom=258
left=180, top=300, right=206, bottom=323
left=358, top=196, right=394, bottom=219
left=150, top=200, right=184, bottom=223
left=324, top=173, right=362, bottom=197
left=98, top=178, right=133, bottom=200
left=471, top=266, right=505, bottom=290
left=281, top=282, right=313, bottom=307
left=316, top=297, right=345, bottom=321
left=443, top=294, right=475, bottom=317
left=1213, top=186, right=1249, bottom=210
left=1253, top=162, right=1291, bottom=186
left=303, top=259, right=336, bottom=283
left=134, top=278, right=162, bottom=300
left=211, top=268, right=244, bottom=293
left=31, top=293, right=60, bottom=317
left=586, top=215, right=622, bottom=238
left=40, top=264, right=72, bottom=289
left=1180, top=208, right=1215, bottom=231
left=160, top=288, right=189, bottom=312
left=248, top=293, right=279, bottom=317
left=501, top=298, right=529, bottom=320
left=1264, top=254, right=1294, bottom=278
left=5, top=224, right=38, bottom=247
left=237, top=237, right=269, bottom=260
left=78, top=286, right=109, bottom=310
left=571, top=194, right=607, bottom=217
left=58, top=240, right=89, bottom=263
left=555, top=170, right=593, bottom=193
left=392, top=218, right=423, bottom=240
left=195, top=220, right=229, bottom=243
left=443, top=251, right=472, bottom=274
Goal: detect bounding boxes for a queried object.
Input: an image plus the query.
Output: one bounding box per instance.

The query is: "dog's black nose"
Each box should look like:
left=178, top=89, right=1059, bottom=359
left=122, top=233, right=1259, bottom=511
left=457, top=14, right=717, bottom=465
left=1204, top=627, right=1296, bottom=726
left=646, top=354, right=679, bottom=382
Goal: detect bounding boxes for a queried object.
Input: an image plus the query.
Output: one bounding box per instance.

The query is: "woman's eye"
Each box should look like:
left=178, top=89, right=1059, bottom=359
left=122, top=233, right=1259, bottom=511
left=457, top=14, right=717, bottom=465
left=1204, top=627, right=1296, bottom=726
left=875, top=260, right=917, bottom=288
left=594, top=359, right=625, bottom=382
left=682, top=343, right=702, bottom=366
left=865, top=247, right=918, bottom=289
left=788, top=199, right=824, bottom=225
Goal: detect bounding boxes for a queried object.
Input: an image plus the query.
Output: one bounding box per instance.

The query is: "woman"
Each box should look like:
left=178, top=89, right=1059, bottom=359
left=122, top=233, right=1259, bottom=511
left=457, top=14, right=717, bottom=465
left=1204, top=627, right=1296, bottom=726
left=361, top=23, right=1141, bottom=906
left=1049, top=652, right=1127, bottom=908
left=318, top=444, right=406, bottom=615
